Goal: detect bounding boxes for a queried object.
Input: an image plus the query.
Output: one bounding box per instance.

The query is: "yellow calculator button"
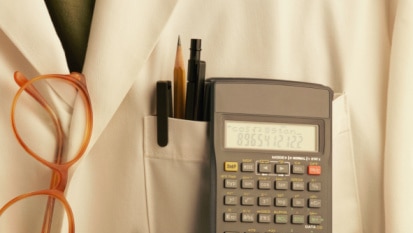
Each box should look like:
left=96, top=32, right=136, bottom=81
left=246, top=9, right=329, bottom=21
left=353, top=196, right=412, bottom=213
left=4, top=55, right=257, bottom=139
left=224, top=162, right=239, bottom=172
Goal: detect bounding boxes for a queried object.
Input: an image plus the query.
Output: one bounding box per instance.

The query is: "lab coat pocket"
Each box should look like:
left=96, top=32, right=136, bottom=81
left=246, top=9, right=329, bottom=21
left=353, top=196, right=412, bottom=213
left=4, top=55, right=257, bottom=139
left=143, top=116, right=210, bottom=233
left=332, top=94, right=363, bottom=233
left=142, top=94, right=362, bottom=233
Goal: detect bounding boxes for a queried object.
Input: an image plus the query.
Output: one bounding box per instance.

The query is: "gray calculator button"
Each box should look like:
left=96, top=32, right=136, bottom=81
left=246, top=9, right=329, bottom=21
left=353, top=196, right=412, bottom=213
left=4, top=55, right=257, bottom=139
left=292, top=181, right=305, bottom=191
left=308, top=182, right=322, bottom=191
left=241, top=179, right=254, bottom=189
left=224, top=179, right=238, bottom=189
left=241, top=196, right=255, bottom=206
left=224, top=213, right=238, bottom=222
left=258, top=180, right=271, bottom=189
left=308, top=215, right=324, bottom=225
left=309, top=198, right=322, bottom=208
left=258, top=163, right=272, bottom=173
left=224, top=195, right=237, bottom=205
left=292, top=164, right=305, bottom=174
left=258, top=214, right=272, bottom=223
left=241, top=213, right=254, bottom=223
left=275, top=164, right=289, bottom=174
left=292, top=215, right=305, bottom=224
left=242, top=163, right=255, bottom=172
left=292, top=198, right=305, bottom=207
left=275, top=214, right=288, bottom=224
left=275, top=197, right=288, bottom=207
left=258, top=196, right=272, bottom=206
left=275, top=180, right=289, bottom=190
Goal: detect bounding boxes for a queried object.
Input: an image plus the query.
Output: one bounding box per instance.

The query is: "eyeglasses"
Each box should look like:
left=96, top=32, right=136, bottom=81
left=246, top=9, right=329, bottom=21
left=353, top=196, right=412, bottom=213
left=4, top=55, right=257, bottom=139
left=0, top=71, right=93, bottom=233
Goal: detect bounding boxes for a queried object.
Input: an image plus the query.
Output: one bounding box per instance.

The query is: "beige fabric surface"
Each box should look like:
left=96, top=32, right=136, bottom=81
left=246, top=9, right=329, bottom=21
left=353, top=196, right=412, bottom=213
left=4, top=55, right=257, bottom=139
left=1, top=0, right=412, bottom=232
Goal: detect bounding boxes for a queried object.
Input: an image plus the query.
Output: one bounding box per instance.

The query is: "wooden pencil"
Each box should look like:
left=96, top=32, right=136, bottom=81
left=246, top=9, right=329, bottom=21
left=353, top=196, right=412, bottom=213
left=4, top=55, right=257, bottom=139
left=173, top=36, right=186, bottom=119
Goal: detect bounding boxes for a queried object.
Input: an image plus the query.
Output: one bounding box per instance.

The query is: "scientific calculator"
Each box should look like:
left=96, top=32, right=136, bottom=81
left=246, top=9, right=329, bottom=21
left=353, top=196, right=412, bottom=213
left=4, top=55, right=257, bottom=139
left=208, top=78, right=333, bottom=233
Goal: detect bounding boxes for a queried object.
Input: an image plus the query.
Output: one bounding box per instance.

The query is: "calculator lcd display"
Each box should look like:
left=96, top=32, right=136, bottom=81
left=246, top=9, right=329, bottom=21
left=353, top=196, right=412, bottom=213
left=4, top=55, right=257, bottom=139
left=225, top=120, right=319, bottom=152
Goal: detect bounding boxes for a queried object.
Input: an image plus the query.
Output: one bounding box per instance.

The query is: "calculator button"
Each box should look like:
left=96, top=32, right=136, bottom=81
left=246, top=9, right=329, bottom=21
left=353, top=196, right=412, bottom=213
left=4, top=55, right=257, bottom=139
left=224, top=213, right=238, bottom=222
left=292, top=164, right=305, bottom=174
left=241, top=213, right=255, bottom=223
left=308, top=165, right=321, bottom=175
left=224, top=195, right=237, bottom=205
left=241, top=163, right=255, bottom=172
left=224, top=162, right=239, bottom=172
left=258, top=163, right=272, bottom=173
left=275, top=197, right=288, bottom=207
left=308, top=182, right=322, bottom=191
left=241, top=179, right=254, bottom=189
left=258, top=196, right=272, bottom=206
left=275, top=180, right=289, bottom=190
left=309, top=199, right=322, bottom=208
left=291, top=181, right=305, bottom=191
left=275, top=214, right=289, bottom=224
left=224, top=179, right=238, bottom=189
left=275, top=164, right=289, bottom=174
left=258, top=213, right=272, bottom=223
left=291, top=215, right=305, bottom=224
left=258, top=180, right=271, bottom=190
left=241, top=196, right=255, bottom=206
left=291, top=198, right=305, bottom=207
left=308, top=215, right=324, bottom=225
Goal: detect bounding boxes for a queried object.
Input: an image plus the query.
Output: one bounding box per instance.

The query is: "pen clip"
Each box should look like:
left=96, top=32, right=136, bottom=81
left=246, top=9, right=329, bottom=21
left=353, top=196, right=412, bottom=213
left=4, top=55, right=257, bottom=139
left=156, top=81, right=172, bottom=147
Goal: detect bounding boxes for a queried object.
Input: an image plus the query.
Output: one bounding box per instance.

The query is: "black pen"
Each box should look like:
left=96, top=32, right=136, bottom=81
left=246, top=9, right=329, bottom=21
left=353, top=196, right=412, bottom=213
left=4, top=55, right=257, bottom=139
left=156, top=81, right=172, bottom=147
left=185, top=39, right=206, bottom=121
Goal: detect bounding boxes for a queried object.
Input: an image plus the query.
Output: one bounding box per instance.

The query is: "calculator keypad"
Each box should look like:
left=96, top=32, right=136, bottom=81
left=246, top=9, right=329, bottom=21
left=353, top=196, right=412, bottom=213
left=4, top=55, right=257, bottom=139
left=220, top=159, right=327, bottom=233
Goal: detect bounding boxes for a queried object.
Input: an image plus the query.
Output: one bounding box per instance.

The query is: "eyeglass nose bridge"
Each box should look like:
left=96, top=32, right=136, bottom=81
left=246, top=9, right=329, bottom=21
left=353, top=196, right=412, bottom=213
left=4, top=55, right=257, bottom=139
left=48, top=163, right=70, bottom=192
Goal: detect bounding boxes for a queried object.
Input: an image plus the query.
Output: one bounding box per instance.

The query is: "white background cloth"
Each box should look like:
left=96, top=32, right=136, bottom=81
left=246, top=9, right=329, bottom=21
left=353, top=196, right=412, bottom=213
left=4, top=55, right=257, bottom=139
left=0, top=0, right=412, bottom=232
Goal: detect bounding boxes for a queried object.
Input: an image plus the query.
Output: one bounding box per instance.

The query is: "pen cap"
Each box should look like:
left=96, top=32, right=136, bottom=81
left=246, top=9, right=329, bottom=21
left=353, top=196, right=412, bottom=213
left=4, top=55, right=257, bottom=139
left=156, top=81, right=172, bottom=147
left=190, top=39, right=202, bottom=60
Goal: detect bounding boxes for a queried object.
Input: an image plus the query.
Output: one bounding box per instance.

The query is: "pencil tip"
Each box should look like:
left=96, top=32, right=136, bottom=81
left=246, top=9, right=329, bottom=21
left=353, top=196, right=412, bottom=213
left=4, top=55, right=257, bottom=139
left=177, top=35, right=181, bottom=46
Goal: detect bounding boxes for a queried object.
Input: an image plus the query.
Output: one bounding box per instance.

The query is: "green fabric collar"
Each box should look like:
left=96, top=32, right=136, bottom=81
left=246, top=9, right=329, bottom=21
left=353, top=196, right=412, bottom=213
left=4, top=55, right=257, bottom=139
left=45, top=0, right=95, bottom=72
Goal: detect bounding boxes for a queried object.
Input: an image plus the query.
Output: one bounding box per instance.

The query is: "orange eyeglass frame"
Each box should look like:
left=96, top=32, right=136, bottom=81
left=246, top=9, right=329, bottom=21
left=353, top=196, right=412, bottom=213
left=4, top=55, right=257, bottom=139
left=0, top=71, right=93, bottom=233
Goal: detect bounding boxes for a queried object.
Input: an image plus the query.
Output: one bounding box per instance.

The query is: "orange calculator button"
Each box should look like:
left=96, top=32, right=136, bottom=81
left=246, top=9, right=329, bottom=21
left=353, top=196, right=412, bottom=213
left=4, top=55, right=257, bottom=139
left=308, top=165, right=322, bottom=175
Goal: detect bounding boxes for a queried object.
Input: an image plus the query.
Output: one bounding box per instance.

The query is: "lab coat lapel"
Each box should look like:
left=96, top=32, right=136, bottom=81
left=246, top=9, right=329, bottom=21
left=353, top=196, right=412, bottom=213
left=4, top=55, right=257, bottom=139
left=0, top=0, right=179, bottom=155
left=0, top=0, right=68, bottom=74
left=82, top=0, right=179, bottom=148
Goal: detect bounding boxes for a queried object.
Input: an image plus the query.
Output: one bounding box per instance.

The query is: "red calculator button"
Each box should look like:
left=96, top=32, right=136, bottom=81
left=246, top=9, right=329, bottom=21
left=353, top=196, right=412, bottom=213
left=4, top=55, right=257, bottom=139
left=308, top=165, right=322, bottom=175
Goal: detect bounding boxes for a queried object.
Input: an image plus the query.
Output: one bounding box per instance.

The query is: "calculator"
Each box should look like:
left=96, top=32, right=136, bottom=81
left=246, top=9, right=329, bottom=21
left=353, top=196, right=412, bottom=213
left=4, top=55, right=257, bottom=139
left=208, top=78, right=333, bottom=233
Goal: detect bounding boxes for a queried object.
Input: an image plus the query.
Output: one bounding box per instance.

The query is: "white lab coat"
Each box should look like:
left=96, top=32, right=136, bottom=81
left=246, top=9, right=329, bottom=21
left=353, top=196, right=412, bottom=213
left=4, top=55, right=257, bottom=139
left=0, top=0, right=412, bottom=232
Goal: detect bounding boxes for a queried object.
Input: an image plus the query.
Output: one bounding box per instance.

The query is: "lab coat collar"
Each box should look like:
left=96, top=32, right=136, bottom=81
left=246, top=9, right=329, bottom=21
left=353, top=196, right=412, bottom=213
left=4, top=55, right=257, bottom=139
left=0, top=0, right=179, bottom=150
left=83, top=0, right=179, bottom=148
left=0, top=0, right=68, bottom=74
